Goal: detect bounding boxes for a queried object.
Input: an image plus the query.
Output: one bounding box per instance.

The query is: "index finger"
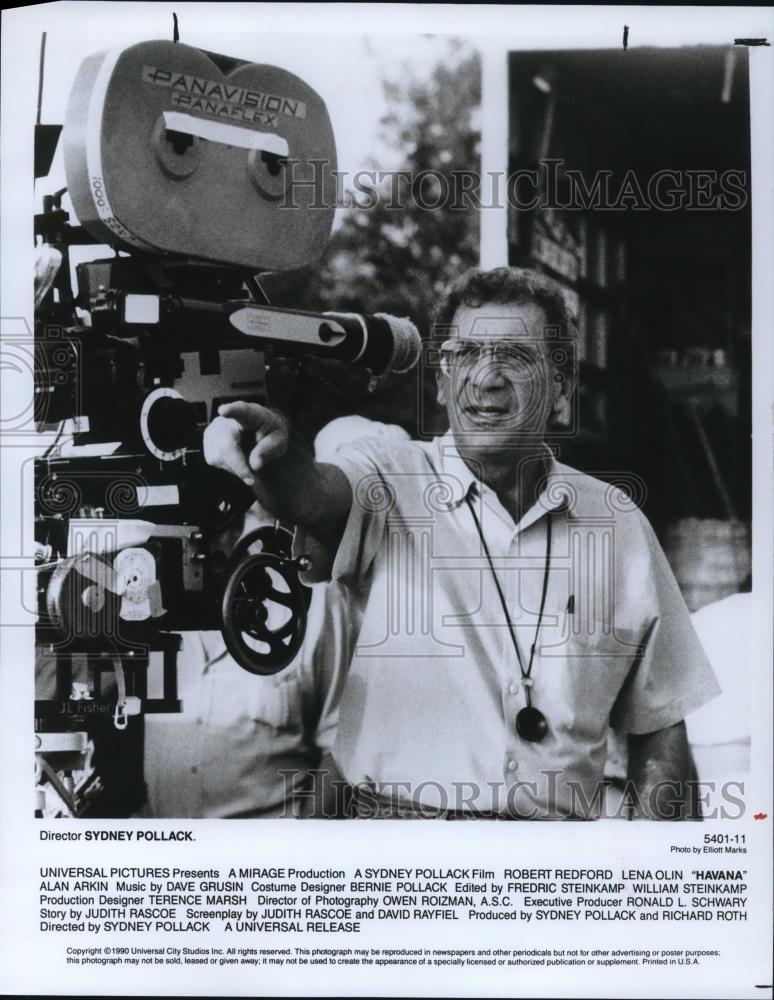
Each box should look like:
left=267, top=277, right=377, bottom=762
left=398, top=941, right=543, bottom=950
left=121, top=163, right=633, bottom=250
left=218, top=401, right=274, bottom=431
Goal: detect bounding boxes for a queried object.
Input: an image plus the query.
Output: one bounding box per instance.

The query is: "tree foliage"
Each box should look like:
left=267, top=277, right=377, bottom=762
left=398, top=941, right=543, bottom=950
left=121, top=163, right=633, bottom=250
left=263, top=41, right=481, bottom=437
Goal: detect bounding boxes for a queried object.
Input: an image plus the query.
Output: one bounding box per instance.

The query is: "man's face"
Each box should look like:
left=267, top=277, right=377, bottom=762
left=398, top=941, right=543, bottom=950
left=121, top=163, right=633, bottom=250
left=437, top=301, right=565, bottom=458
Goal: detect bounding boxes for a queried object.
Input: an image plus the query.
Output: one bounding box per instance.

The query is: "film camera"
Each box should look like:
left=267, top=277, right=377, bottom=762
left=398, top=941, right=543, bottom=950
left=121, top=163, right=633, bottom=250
left=34, top=39, right=420, bottom=816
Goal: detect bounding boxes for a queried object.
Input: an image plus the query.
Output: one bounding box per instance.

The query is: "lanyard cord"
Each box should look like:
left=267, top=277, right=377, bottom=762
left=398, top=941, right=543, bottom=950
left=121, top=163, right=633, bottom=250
left=465, top=494, right=553, bottom=707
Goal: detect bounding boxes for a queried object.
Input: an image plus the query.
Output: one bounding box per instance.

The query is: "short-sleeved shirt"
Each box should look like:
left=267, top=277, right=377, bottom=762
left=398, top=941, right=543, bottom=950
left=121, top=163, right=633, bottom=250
left=316, top=432, right=720, bottom=819
left=142, top=581, right=354, bottom=818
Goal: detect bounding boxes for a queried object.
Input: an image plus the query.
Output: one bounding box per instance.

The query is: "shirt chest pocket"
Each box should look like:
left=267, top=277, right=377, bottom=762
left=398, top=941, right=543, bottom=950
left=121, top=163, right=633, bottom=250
left=247, top=672, right=305, bottom=731
left=538, top=617, right=642, bottom=733
left=539, top=591, right=641, bottom=667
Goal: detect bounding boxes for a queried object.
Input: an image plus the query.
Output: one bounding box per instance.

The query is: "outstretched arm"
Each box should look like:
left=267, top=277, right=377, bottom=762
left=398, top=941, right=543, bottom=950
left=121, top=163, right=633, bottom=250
left=203, top=401, right=352, bottom=569
left=627, top=721, right=700, bottom=820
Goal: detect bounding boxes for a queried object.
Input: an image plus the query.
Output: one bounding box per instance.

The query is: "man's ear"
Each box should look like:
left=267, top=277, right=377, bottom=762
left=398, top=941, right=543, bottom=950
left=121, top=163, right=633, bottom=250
left=553, top=364, right=576, bottom=406
left=549, top=366, right=575, bottom=426
left=436, top=370, right=448, bottom=407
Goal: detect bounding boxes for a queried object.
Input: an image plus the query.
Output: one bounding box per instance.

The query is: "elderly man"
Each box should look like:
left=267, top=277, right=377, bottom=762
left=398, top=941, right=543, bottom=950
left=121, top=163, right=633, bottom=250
left=204, top=267, right=720, bottom=820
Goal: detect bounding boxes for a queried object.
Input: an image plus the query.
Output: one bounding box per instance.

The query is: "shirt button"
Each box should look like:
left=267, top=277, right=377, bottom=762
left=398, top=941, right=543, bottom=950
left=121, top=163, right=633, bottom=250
left=508, top=683, right=518, bottom=696
left=195, top=717, right=204, bottom=725
left=191, top=766, right=198, bottom=774
left=507, top=760, right=517, bottom=773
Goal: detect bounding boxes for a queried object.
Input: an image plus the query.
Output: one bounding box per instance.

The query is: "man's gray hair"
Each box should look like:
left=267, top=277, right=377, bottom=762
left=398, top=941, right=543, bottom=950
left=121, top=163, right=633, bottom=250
left=433, top=266, right=577, bottom=374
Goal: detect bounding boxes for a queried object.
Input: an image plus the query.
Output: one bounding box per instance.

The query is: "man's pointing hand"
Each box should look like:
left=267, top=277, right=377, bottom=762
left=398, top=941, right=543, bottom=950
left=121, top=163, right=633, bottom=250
left=203, top=402, right=289, bottom=484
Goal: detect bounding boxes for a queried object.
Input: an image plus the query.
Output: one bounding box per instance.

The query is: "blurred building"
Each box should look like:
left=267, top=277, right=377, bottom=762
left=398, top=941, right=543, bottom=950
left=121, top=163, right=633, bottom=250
left=505, top=45, right=752, bottom=608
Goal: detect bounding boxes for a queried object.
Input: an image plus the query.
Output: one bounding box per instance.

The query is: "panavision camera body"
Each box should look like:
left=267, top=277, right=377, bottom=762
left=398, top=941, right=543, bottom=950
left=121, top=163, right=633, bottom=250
left=34, top=39, right=356, bottom=816
left=63, top=40, right=337, bottom=269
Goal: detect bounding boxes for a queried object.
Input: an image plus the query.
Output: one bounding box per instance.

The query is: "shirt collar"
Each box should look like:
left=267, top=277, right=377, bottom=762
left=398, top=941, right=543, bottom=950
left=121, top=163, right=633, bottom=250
left=434, top=431, right=478, bottom=506
left=435, top=431, right=575, bottom=520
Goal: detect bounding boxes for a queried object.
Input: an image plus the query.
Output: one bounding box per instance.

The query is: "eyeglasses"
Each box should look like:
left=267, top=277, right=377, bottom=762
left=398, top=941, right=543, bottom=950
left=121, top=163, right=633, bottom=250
left=438, top=339, right=545, bottom=376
